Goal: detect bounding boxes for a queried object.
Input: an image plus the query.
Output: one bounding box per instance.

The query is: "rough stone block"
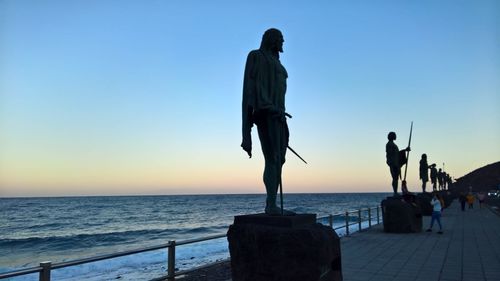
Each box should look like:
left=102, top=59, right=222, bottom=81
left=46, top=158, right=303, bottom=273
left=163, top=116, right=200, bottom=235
left=227, top=214, right=342, bottom=281
left=381, top=197, right=422, bottom=233
left=416, top=193, right=433, bottom=216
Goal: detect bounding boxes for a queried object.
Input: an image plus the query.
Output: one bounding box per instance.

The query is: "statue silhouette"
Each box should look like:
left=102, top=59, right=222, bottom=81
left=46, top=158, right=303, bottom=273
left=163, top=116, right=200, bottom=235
left=385, top=132, right=410, bottom=196
left=241, top=28, right=294, bottom=215
left=430, top=164, right=438, bottom=191
left=419, top=154, right=429, bottom=193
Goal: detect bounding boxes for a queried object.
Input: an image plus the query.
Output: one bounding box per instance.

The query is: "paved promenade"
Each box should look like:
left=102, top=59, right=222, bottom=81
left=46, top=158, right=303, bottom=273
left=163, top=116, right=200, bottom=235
left=179, top=200, right=500, bottom=281
left=342, top=201, right=500, bottom=281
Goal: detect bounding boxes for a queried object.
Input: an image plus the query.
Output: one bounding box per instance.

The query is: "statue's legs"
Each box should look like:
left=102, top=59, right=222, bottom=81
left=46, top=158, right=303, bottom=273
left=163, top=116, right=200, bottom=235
left=257, top=114, right=288, bottom=215
left=422, top=180, right=427, bottom=193
left=389, top=166, right=399, bottom=195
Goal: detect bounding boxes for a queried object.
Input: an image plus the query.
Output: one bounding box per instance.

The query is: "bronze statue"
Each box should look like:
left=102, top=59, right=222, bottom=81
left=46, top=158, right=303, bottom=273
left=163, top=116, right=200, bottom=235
left=437, top=168, right=444, bottom=190
left=241, top=28, right=294, bottom=215
left=430, top=164, right=438, bottom=191
left=385, top=132, right=410, bottom=196
left=419, top=154, right=429, bottom=193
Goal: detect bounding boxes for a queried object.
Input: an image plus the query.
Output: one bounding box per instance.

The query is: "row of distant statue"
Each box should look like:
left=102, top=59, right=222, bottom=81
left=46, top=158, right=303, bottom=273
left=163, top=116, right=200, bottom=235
left=386, top=131, right=453, bottom=196
left=240, top=28, right=457, bottom=215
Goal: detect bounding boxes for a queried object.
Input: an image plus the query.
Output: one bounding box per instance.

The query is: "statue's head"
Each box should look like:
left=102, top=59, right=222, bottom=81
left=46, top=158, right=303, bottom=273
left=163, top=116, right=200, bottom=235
left=422, top=153, right=427, bottom=159
left=388, top=132, right=396, bottom=141
left=260, top=28, right=284, bottom=54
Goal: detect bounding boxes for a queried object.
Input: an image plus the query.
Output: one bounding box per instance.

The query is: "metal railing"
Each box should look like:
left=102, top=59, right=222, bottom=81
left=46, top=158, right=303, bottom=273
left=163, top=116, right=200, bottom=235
left=0, top=206, right=382, bottom=281
left=317, top=206, right=382, bottom=236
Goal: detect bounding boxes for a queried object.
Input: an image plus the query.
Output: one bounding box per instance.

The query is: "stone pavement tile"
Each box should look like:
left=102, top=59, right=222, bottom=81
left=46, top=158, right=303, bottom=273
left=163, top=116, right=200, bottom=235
left=485, top=271, right=500, bottom=280
left=344, top=270, right=380, bottom=281
left=415, top=276, right=439, bottom=281
left=394, top=274, right=417, bottom=281
left=369, top=273, right=395, bottom=281
left=394, top=272, right=418, bottom=281
left=416, top=271, right=441, bottom=280
left=440, top=271, right=461, bottom=280
left=463, top=272, right=485, bottom=281
left=486, top=275, right=500, bottom=281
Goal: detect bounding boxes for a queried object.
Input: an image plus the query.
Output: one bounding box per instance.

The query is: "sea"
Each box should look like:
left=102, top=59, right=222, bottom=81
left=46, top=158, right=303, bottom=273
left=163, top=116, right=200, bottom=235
left=0, top=193, right=389, bottom=280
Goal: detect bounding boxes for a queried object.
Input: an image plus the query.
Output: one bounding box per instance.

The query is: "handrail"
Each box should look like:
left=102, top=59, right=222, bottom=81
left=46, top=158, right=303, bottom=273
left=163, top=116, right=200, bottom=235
left=175, top=233, right=226, bottom=246
left=0, top=205, right=382, bottom=281
left=53, top=242, right=173, bottom=269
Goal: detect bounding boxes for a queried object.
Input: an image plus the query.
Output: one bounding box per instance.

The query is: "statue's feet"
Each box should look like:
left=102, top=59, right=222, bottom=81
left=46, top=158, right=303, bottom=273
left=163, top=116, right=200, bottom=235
left=265, top=206, right=296, bottom=216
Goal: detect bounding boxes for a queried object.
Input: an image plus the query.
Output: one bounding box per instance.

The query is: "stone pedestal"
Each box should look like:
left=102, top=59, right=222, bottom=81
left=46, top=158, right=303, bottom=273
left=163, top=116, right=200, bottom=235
left=227, top=214, right=342, bottom=281
left=416, top=193, right=433, bottom=216
left=440, top=191, right=453, bottom=208
left=381, top=197, right=422, bottom=233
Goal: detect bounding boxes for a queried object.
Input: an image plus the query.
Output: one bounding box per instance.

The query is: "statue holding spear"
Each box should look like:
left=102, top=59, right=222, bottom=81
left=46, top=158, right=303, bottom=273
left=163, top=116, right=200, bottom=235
left=385, top=123, right=412, bottom=196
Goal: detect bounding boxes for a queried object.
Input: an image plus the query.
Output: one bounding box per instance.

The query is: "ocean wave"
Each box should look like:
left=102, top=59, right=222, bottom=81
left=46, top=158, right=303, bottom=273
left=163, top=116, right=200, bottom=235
left=0, top=226, right=228, bottom=252
left=0, top=229, right=173, bottom=251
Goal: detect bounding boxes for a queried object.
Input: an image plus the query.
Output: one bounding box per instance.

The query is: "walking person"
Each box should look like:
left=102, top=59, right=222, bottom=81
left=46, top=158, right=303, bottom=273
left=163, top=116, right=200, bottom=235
left=426, top=192, right=443, bottom=234
left=477, top=192, right=486, bottom=209
left=459, top=192, right=466, bottom=211
left=466, top=192, right=475, bottom=209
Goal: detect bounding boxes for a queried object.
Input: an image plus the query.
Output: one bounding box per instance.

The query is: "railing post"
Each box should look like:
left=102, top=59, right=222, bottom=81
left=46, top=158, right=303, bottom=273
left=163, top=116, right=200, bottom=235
left=167, top=240, right=176, bottom=280
left=358, top=209, right=362, bottom=231
left=328, top=214, right=333, bottom=228
left=39, top=261, right=51, bottom=281
left=368, top=208, right=372, bottom=228
left=377, top=206, right=380, bottom=224
left=345, top=211, right=349, bottom=236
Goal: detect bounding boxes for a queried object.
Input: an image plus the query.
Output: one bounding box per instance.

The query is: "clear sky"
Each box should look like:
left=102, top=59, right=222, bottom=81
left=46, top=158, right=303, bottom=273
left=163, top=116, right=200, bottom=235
left=1, top=0, right=499, bottom=197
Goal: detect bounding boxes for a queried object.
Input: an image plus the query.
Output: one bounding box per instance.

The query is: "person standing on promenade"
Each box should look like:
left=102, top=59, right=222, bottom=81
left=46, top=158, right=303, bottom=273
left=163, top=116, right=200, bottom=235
left=426, top=192, right=443, bottom=234
left=430, top=164, right=438, bottom=191
left=477, top=192, right=486, bottom=209
left=459, top=192, right=467, bottom=211
left=386, top=132, right=411, bottom=196
left=419, top=154, right=429, bottom=193
left=466, top=192, right=475, bottom=209
left=241, top=28, right=293, bottom=215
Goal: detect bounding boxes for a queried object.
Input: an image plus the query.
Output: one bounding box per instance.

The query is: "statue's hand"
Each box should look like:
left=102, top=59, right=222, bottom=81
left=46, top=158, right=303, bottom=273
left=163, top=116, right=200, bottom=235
left=241, top=141, right=252, bottom=158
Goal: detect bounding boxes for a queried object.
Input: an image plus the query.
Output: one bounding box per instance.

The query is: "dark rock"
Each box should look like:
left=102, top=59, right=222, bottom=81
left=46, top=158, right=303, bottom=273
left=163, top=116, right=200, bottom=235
left=416, top=193, right=433, bottom=216
left=227, top=214, right=342, bottom=281
left=453, top=161, right=500, bottom=192
left=381, top=197, right=422, bottom=233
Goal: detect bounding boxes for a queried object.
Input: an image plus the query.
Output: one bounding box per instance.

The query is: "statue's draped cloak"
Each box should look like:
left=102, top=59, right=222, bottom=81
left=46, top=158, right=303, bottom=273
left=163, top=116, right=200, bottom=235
left=241, top=49, right=288, bottom=155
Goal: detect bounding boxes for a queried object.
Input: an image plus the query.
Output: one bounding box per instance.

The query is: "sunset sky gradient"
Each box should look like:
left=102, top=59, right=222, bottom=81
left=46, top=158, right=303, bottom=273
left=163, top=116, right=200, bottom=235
left=1, top=0, right=499, bottom=196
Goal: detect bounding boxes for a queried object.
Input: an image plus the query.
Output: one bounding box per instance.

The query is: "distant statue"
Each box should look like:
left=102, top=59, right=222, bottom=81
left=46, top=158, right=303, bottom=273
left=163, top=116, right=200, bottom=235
left=430, top=164, right=438, bottom=191
left=437, top=168, right=444, bottom=190
left=385, top=132, right=410, bottom=196
left=419, top=154, right=429, bottom=193
left=241, top=28, right=294, bottom=215
left=446, top=174, right=453, bottom=189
